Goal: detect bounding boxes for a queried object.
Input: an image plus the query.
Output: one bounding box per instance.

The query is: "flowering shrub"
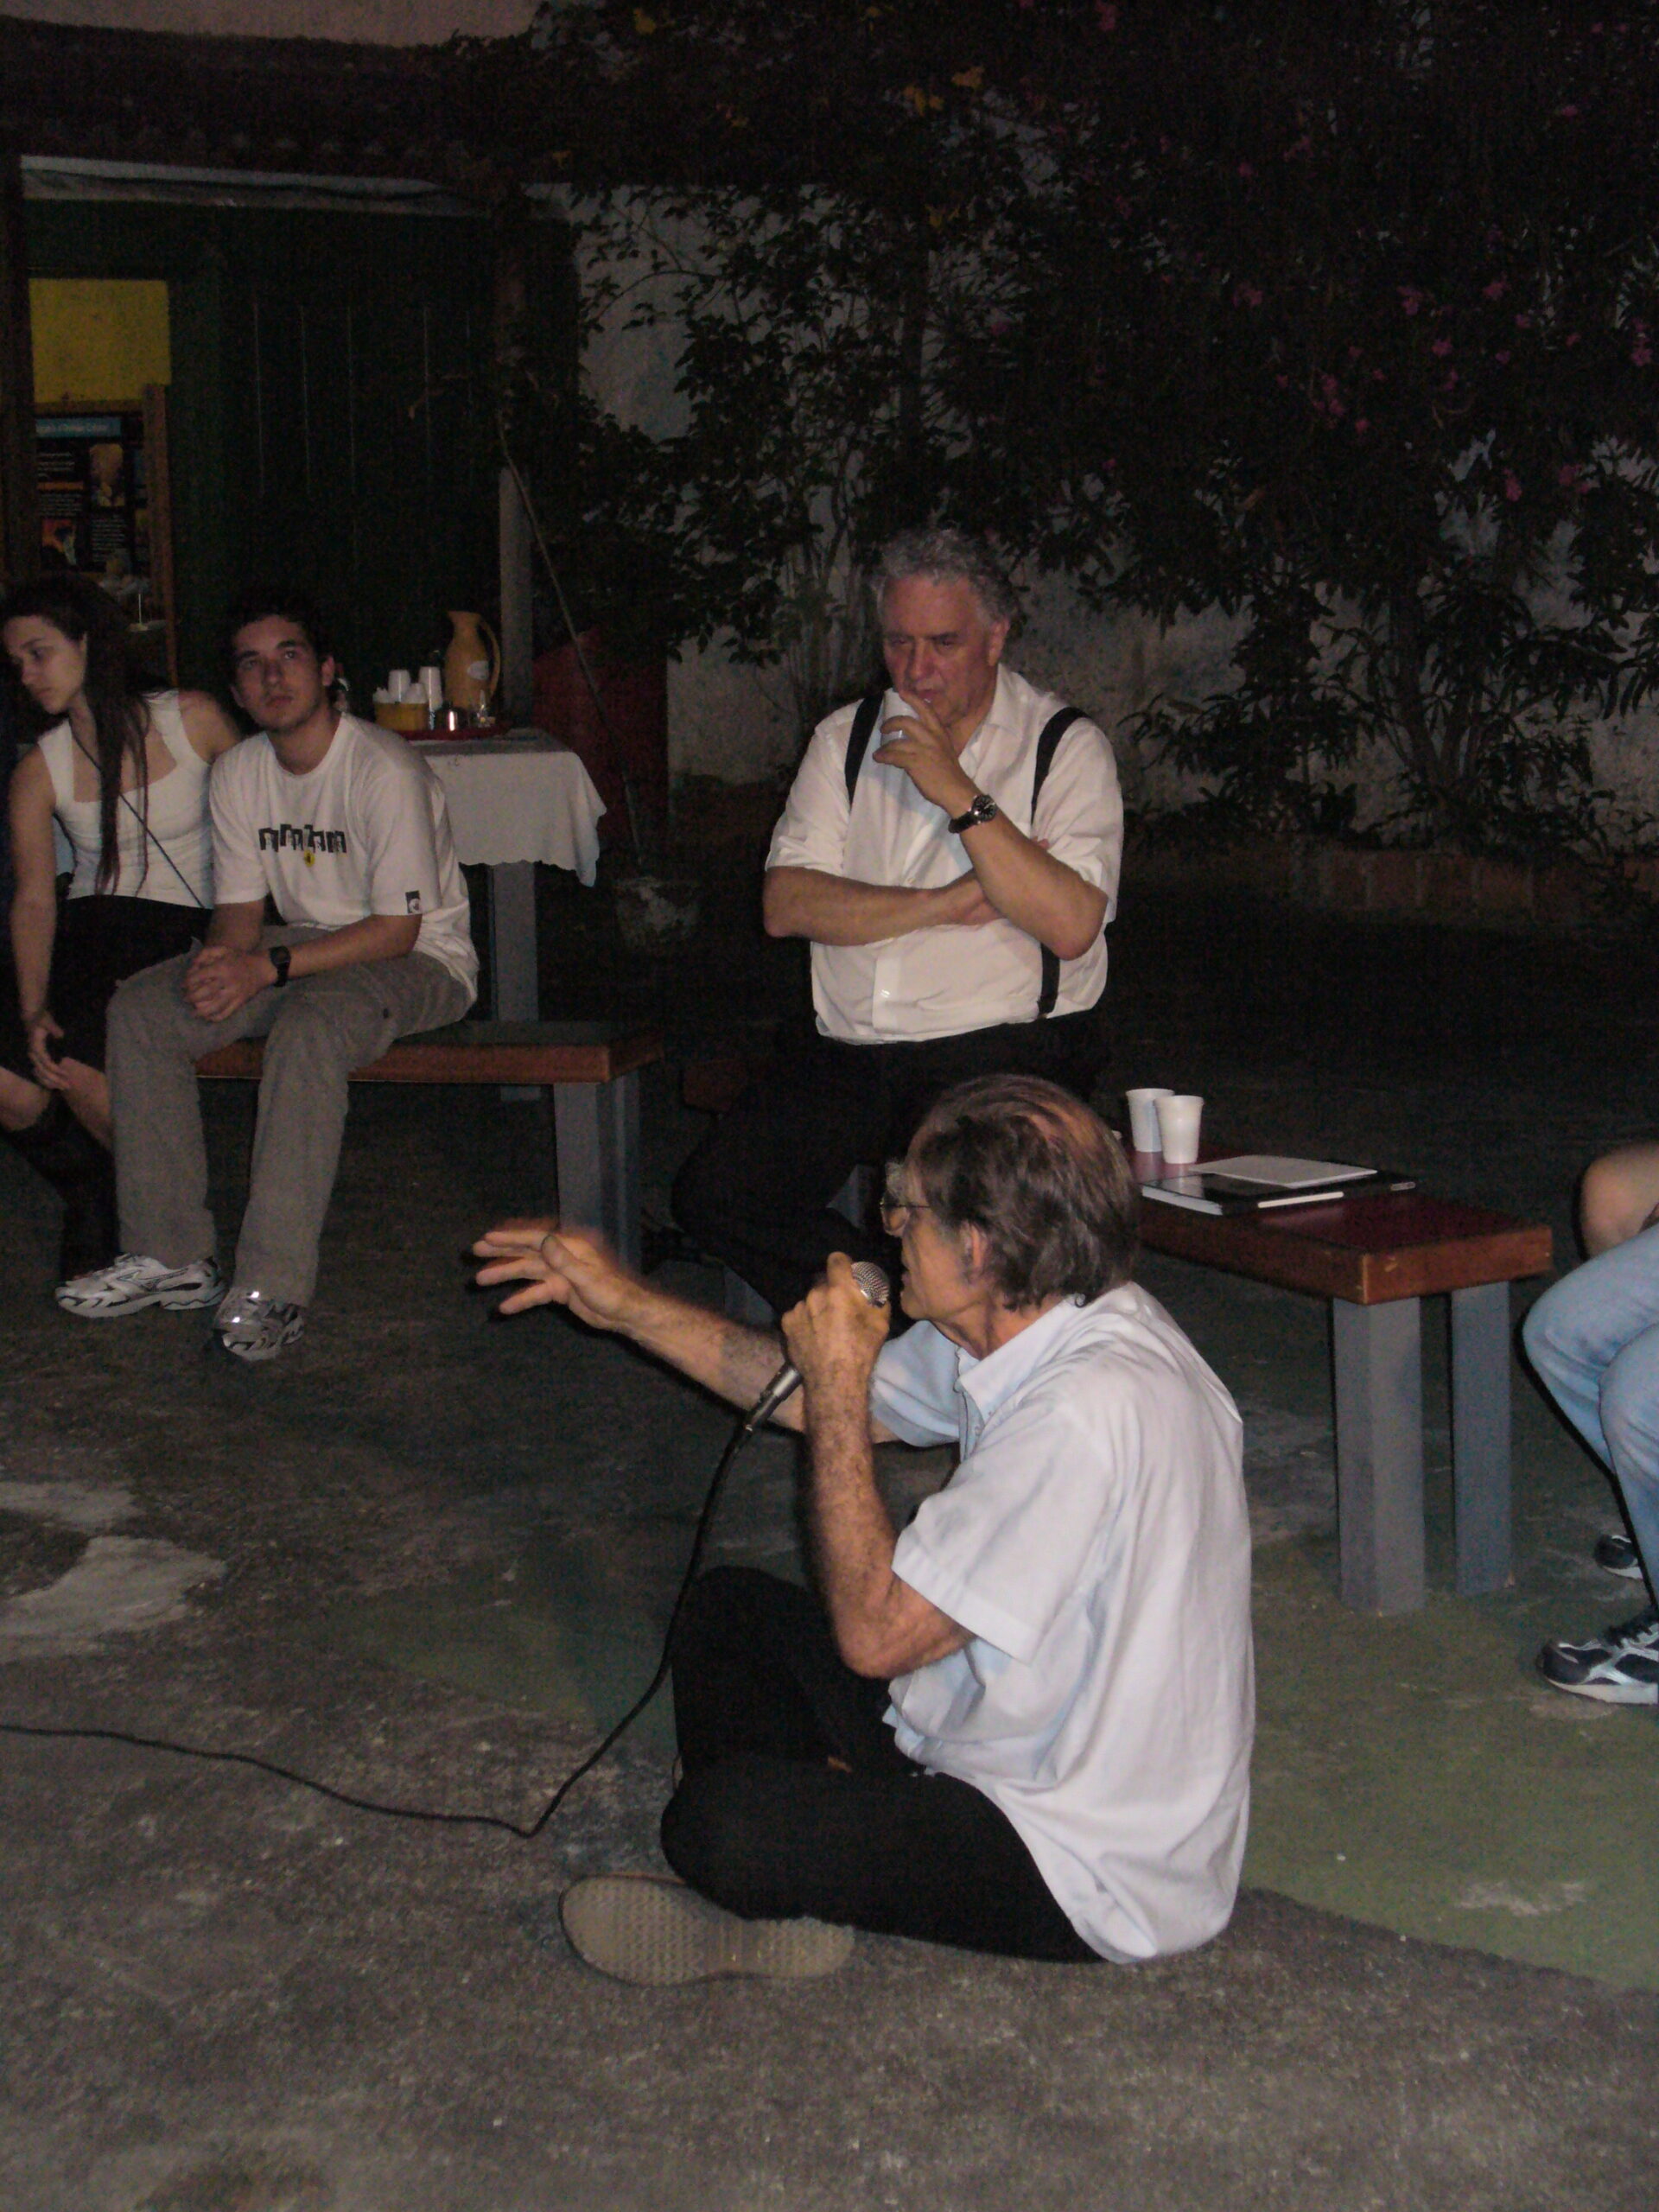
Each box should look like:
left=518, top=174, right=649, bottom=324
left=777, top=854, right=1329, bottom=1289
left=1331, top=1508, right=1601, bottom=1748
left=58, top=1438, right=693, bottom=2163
left=474, top=0, right=1659, bottom=853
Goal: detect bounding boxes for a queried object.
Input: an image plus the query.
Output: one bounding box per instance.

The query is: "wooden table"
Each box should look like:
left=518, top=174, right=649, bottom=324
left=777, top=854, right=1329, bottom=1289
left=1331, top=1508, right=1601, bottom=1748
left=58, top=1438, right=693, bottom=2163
left=1136, top=1171, right=1552, bottom=1613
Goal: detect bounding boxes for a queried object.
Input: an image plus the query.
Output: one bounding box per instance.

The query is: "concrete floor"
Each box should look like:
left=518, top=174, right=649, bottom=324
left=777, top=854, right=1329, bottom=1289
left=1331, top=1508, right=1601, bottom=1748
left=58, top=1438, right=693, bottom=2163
left=3, top=880, right=1658, bottom=2209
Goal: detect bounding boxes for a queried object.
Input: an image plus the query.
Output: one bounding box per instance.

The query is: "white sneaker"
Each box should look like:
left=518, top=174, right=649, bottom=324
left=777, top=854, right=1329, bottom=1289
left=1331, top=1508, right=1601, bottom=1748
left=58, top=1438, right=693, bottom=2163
left=56, top=1253, right=225, bottom=1319
left=213, top=1288, right=305, bottom=1363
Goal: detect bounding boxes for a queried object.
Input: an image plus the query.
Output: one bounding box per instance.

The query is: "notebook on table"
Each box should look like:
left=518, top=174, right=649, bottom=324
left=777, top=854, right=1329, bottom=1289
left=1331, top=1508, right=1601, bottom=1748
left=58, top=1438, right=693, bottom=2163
left=1140, top=1154, right=1416, bottom=1216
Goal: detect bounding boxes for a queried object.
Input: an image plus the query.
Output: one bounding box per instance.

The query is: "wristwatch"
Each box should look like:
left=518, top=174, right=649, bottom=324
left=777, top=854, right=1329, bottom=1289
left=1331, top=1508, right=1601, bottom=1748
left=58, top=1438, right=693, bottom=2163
left=948, top=791, right=1000, bottom=835
left=268, top=944, right=292, bottom=988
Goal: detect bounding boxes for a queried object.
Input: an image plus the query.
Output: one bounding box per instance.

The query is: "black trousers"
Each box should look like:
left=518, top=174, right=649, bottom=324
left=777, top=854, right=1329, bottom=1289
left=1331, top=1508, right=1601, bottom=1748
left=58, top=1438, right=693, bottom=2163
left=0, top=894, right=201, bottom=1081
left=660, top=1567, right=1098, bottom=1962
left=671, top=1008, right=1103, bottom=1313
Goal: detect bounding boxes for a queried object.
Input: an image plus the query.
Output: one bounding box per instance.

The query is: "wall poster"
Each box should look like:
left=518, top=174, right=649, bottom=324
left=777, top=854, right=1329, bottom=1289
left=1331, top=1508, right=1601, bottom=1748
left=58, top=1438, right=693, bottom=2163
left=35, top=391, right=177, bottom=683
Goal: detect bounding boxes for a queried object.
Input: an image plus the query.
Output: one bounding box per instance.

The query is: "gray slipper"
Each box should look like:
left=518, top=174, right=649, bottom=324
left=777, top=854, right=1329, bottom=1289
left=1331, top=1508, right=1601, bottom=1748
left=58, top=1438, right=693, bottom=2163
left=560, top=1875, right=854, bottom=1986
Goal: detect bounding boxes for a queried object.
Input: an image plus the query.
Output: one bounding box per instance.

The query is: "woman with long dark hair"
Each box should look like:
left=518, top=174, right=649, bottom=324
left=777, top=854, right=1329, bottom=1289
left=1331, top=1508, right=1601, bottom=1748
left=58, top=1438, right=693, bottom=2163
left=1, top=575, right=238, bottom=1276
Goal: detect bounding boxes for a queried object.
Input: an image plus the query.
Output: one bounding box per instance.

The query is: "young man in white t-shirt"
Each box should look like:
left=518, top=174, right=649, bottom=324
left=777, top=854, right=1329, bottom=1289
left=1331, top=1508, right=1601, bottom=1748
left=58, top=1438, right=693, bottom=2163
left=58, top=592, right=477, bottom=1361
left=474, top=1076, right=1254, bottom=1985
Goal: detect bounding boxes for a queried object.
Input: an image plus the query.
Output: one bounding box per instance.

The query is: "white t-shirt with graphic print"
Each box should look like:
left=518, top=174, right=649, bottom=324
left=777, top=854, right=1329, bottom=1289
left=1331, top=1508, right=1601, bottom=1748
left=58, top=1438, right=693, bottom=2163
left=209, top=714, right=478, bottom=995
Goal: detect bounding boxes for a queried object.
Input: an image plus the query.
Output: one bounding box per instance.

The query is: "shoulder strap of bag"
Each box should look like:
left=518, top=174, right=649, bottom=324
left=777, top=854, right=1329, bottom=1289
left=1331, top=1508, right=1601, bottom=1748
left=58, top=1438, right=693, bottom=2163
left=68, top=726, right=210, bottom=910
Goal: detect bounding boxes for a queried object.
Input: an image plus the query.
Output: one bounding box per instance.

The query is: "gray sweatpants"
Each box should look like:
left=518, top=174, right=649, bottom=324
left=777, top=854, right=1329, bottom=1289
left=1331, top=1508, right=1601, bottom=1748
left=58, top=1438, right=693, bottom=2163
left=106, top=926, right=474, bottom=1308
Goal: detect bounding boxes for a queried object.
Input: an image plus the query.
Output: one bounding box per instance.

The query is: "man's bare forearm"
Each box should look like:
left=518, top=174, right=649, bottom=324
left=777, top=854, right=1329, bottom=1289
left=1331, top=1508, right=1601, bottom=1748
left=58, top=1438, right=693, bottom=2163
left=281, top=912, right=420, bottom=978
left=957, top=817, right=1109, bottom=959
left=804, top=1391, right=967, bottom=1676
left=764, top=866, right=969, bottom=945
left=205, top=902, right=266, bottom=953
left=607, top=1276, right=805, bottom=1430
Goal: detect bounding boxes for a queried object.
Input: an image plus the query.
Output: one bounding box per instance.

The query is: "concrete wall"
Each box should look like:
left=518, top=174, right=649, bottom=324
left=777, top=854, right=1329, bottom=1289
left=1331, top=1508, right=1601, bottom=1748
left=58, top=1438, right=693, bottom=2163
left=1, top=1, right=537, bottom=41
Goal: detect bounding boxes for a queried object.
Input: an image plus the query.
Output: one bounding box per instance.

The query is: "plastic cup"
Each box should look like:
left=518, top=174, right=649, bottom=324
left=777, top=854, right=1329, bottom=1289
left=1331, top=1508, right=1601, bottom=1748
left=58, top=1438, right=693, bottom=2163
left=1125, top=1087, right=1175, bottom=1154
left=1156, top=1095, right=1204, bottom=1166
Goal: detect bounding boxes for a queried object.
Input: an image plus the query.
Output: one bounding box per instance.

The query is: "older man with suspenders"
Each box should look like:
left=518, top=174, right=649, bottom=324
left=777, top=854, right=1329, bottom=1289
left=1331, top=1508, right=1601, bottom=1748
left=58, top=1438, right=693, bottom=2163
left=673, top=527, right=1123, bottom=1316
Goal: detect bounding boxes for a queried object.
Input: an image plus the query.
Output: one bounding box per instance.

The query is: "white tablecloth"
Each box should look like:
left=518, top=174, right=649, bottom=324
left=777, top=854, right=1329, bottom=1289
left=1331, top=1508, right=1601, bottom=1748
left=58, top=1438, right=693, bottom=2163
left=413, top=736, right=606, bottom=886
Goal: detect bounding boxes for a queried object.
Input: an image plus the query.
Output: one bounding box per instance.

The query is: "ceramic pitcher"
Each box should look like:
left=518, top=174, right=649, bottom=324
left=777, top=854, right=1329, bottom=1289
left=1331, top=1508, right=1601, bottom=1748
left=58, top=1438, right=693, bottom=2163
left=443, top=612, right=500, bottom=715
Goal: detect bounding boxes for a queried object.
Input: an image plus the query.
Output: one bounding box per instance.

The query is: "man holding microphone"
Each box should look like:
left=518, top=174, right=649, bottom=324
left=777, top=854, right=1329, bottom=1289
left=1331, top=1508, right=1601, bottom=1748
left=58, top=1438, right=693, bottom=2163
left=478, top=1075, right=1254, bottom=1986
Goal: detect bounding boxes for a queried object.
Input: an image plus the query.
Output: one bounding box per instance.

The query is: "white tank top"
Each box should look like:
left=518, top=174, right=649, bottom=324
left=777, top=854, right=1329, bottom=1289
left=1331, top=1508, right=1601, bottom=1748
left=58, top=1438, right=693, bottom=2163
left=40, top=692, right=213, bottom=908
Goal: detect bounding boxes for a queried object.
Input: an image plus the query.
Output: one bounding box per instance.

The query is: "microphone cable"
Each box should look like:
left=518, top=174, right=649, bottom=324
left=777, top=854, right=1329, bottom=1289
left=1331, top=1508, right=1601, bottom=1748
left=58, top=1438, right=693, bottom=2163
left=0, top=1413, right=757, bottom=1842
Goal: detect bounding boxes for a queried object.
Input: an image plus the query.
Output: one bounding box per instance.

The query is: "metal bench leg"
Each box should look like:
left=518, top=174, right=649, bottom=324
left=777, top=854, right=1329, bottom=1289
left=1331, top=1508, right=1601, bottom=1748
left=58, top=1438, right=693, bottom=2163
left=554, top=1072, right=641, bottom=1268
left=1332, top=1297, right=1425, bottom=1614
left=487, top=861, right=541, bottom=1103
left=1450, top=1281, right=1512, bottom=1597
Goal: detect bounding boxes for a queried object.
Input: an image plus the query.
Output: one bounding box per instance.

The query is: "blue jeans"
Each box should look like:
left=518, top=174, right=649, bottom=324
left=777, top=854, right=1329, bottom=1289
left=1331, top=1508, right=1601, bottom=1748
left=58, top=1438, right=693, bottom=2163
left=1522, top=1227, right=1659, bottom=1600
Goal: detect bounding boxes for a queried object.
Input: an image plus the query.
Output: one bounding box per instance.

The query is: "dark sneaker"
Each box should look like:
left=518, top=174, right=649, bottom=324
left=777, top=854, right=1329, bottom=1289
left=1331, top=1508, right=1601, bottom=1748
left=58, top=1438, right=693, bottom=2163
left=57, top=1253, right=225, bottom=1318
left=560, top=1875, right=853, bottom=1986
left=213, top=1289, right=305, bottom=1363
left=1537, top=1604, right=1659, bottom=1705
left=1593, top=1531, right=1646, bottom=1581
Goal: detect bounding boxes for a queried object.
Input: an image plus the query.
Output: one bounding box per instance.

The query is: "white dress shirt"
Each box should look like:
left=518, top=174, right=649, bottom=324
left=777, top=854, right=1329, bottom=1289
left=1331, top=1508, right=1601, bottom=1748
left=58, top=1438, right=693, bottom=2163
left=766, top=667, right=1123, bottom=1045
left=869, top=1285, right=1255, bottom=1962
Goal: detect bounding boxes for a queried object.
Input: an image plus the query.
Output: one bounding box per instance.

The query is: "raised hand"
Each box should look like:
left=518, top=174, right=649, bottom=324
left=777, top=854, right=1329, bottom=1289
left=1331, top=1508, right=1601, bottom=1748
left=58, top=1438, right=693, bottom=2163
left=473, top=1218, right=641, bottom=1331
left=871, top=696, right=978, bottom=818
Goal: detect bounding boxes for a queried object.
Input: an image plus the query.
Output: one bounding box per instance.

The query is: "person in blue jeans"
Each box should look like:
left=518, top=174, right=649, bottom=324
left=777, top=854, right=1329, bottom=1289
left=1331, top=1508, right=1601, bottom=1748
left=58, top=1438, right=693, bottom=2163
left=1527, top=1143, right=1659, bottom=1703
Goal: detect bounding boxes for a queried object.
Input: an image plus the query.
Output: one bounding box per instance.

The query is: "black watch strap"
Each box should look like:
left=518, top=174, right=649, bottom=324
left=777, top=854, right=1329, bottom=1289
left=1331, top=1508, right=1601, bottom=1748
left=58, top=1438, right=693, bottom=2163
left=269, top=944, right=292, bottom=988
left=948, top=791, right=1000, bottom=835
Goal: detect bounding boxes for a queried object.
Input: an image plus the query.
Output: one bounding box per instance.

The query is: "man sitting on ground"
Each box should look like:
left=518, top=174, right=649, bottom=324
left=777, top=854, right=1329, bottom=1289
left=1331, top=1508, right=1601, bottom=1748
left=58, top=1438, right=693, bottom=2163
left=58, top=588, right=477, bottom=1362
left=477, top=1075, right=1254, bottom=1983
left=1528, top=1141, right=1659, bottom=1704
left=672, top=526, right=1122, bottom=1316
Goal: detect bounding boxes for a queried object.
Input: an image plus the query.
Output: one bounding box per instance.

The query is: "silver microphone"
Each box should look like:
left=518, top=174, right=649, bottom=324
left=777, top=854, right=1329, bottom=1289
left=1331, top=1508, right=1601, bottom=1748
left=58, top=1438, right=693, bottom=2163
left=742, top=1261, right=892, bottom=1431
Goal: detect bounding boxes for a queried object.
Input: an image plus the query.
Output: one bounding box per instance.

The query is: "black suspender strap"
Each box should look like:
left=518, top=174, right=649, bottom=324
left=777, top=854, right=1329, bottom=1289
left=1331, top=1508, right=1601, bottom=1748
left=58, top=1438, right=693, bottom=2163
left=1033, top=707, right=1084, bottom=1019
left=842, top=690, right=887, bottom=804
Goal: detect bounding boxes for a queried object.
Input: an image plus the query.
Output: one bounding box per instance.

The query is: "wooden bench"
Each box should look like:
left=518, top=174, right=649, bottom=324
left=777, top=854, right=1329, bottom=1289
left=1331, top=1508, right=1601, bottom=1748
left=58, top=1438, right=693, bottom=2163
left=1137, top=1181, right=1553, bottom=1614
left=197, top=1020, right=663, bottom=1268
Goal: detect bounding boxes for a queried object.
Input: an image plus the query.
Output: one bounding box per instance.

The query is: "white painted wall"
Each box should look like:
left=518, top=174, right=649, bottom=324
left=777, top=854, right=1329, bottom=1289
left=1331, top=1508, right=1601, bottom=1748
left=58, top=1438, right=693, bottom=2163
left=2, top=0, right=537, bottom=41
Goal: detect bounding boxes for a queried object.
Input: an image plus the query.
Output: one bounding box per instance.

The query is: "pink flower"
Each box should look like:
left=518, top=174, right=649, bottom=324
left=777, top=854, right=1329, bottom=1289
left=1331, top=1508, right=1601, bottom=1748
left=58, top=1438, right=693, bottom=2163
left=1441, top=369, right=1459, bottom=391
left=1354, top=418, right=1370, bottom=435
left=1234, top=283, right=1264, bottom=308
left=1431, top=338, right=1453, bottom=357
left=1495, top=350, right=1511, bottom=365
left=1515, top=313, right=1534, bottom=329
left=1559, top=465, right=1581, bottom=487
left=1634, top=338, right=1654, bottom=367
left=1565, top=333, right=1581, bottom=347
left=1557, top=104, right=1580, bottom=118
left=1096, top=1, right=1117, bottom=27
left=1503, top=472, right=1522, bottom=501
left=1399, top=287, right=1425, bottom=315
left=1483, top=279, right=1508, bottom=301
left=1238, top=162, right=1255, bottom=179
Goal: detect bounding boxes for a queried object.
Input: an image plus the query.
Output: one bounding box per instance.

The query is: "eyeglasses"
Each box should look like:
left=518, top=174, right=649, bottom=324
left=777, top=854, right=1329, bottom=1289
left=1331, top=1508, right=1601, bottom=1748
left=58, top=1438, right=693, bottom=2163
left=879, top=1182, right=933, bottom=1236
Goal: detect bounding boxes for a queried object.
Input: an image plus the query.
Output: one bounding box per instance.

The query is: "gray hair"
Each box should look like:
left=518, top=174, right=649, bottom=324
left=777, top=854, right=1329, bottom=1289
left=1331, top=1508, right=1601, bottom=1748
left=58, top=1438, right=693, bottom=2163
left=909, top=1075, right=1137, bottom=1310
left=873, top=527, right=1020, bottom=629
